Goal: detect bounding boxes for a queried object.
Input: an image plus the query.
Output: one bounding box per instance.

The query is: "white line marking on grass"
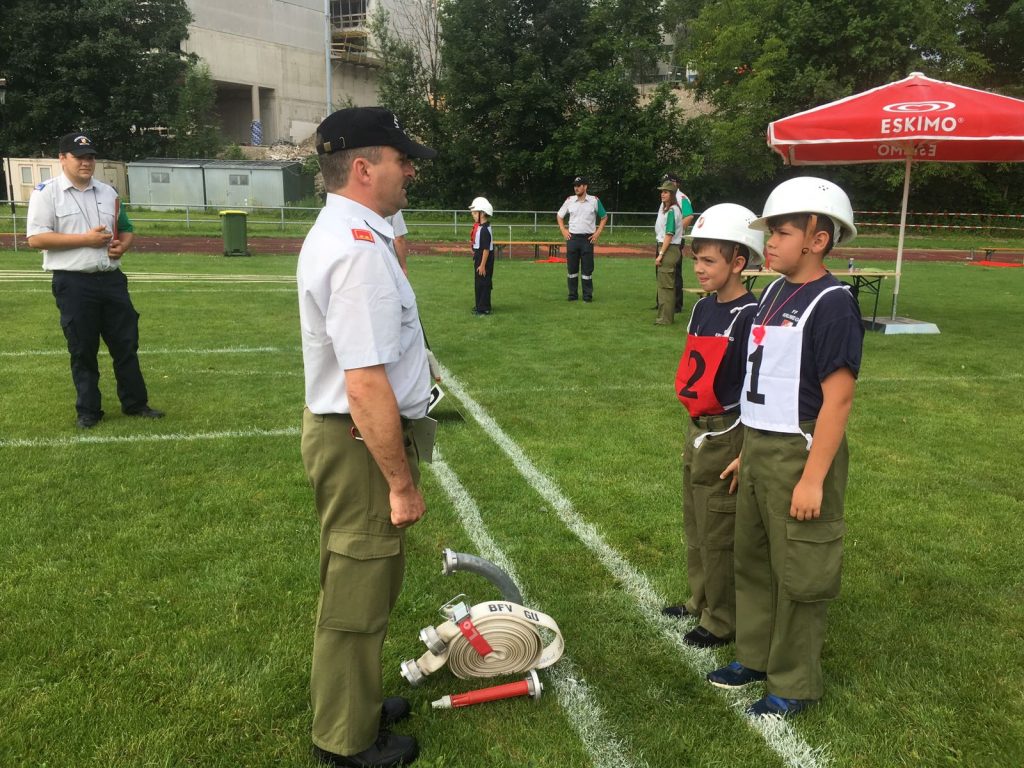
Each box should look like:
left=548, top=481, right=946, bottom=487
left=859, top=373, right=1024, bottom=383
left=474, top=373, right=1024, bottom=399
left=187, top=369, right=302, bottom=377
left=0, top=345, right=296, bottom=358
left=430, top=448, right=646, bottom=768
left=0, top=287, right=295, bottom=295
left=0, top=270, right=295, bottom=284
left=0, top=426, right=300, bottom=449
left=438, top=363, right=830, bottom=768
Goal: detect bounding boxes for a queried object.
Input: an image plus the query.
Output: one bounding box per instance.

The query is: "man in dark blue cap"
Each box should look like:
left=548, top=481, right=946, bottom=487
left=298, top=107, right=436, bottom=768
left=25, top=132, right=164, bottom=429
left=556, top=176, right=607, bottom=302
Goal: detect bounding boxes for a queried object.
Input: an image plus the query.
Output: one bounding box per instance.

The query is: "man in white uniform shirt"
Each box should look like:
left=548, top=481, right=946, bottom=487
left=556, top=176, right=608, bottom=302
left=26, top=132, right=163, bottom=429
left=297, top=107, right=436, bottom=768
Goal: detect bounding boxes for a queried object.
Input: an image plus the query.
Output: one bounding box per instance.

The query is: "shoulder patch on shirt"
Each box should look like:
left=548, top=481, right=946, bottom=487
left=35, top=183, right=46, bottom=191
left=352, top=228, right=375, bottom=243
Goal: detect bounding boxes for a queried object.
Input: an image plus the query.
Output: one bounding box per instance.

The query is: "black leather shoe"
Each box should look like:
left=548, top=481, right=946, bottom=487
left=77, top=412, right=103, bottom=429
left=661, top=604, right=690, bottom=619
left=380, top=696, right=411, bottom=728
left=124, top=406, right=165, bottom=419
left=683, top=625, right=729, bottom=648
left=313, top=733, right=419, bottom=767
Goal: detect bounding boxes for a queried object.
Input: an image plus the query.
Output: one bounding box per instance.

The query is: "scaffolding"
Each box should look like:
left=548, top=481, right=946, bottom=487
left=329, top=1, right=381, bottom=67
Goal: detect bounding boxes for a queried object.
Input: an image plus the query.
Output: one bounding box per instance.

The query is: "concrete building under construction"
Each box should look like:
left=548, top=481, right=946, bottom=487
left=182, top=0, right=426, bottom=146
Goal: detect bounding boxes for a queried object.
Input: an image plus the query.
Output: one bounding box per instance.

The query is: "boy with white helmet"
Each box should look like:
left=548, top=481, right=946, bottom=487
left=707, top=177, right=864, bottom=721
left=662, top=203, right=764, bottom=649
left=469, top=197, right=495, bottom=315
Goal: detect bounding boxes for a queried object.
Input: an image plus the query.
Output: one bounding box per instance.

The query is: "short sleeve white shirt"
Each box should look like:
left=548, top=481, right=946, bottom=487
left=655, top=204, right=684, bottom=245
left=297, top=194, right=430, bottom=418
left=387, top=210, right=408, bottom=238
left=557, top=194, right=602, bottom=234
left=26, top=173, right=121, bottom=272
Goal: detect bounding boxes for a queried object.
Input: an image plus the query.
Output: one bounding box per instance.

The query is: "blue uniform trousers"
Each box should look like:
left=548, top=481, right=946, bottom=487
left=51, top=270, right=149, bottom=419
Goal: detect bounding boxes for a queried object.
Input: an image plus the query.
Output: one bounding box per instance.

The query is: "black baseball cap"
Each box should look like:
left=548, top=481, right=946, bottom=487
left=59, top=133, right=98, bottom=156
left=315, top=107, right=436, bottom=159
left=573, top=176, right=588, bottom=185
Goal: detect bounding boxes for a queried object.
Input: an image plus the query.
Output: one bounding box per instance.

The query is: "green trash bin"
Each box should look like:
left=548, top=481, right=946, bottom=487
left=219, top=210, right=250, bottom=256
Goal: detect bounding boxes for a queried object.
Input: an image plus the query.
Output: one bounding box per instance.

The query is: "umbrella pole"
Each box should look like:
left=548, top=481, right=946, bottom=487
left=891, top=155, right=912, bottom=319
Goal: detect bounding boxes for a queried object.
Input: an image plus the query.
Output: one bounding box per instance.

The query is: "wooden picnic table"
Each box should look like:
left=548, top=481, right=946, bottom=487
left=741, top=268, right=896, bottom=328
left=493, top=241, right=563, bottom=260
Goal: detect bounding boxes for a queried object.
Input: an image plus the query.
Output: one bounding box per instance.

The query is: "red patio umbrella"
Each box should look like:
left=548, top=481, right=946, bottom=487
left=767, top=72, right=1024, bottom=319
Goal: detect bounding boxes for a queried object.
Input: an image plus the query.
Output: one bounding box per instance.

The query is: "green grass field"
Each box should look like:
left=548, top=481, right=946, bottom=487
left=1, top=247, right=1022, bottom=767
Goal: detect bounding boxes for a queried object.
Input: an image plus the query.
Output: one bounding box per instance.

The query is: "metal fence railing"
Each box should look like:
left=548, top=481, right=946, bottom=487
left=3, top=201, right=1023, bottom=246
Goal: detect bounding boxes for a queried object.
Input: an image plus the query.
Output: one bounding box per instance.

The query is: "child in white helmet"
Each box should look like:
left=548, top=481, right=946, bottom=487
left=469, top=197, right=494, bottom=315
left=707, top=177, right=864, bottom=721
left=662, top=204, right=763, bottom=650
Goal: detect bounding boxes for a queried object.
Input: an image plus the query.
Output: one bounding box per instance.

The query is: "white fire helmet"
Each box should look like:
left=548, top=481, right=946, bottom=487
left=685, top=203, right=766, bottom=268
left=749, top=176, right=857, bottom=246
left=468, top=196, right=493, bottom=216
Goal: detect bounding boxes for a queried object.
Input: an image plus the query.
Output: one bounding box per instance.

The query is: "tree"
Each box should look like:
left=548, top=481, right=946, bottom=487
left=675, top=0, right=1024, bottom=212
left=0, top=0, right=193, bottom=159
left=169, top=62, right=222, bottom=158
left=369, top=3, right=446, bottom=205
left=368, top=0, right=695, bottom=210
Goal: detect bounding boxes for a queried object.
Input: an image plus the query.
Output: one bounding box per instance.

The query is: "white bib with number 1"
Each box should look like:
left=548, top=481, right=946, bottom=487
left=740, top=283, right=844, bottom=450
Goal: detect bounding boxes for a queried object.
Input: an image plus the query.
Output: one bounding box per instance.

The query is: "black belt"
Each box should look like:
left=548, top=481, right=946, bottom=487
left=52, top=269, right=119, bottom=276
left=312, top=412, right=413, bottom=428
left=569, top=233, right=594, bottom=238
left=690, top=411, right=739, bottom=429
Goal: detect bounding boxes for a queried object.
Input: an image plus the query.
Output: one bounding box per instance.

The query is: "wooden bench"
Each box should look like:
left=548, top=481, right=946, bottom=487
left=494, top=241, right=563, bottom=260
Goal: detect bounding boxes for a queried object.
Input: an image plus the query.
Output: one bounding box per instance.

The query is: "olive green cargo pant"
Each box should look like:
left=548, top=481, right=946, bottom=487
left=656, top=246, right=682, bottom=324
left=682, top=412, right=742, bottom=639
left=734, top=423, right=847, bottom=701
left=301, top=409, right=419, bottom=756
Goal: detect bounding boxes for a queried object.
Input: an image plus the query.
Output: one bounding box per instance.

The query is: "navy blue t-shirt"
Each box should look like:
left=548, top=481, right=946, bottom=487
left=753, top=273, right=864, bottom=420
left=688, top=291, right=759, bottom=411
left=472, top=222, right=492, bottom=263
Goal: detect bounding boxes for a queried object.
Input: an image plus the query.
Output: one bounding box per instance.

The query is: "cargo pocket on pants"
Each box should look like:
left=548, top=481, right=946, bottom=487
left=319, top=530, right=401, bottom=633
left=783, top=519, right=845, bottom=602
left=705, top=494, right=737, bottom=551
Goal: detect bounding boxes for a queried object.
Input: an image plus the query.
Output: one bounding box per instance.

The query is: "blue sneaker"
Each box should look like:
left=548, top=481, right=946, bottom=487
left=706, top=661, right=767, bottom=689
left=746, top=693, right=816, bottom=720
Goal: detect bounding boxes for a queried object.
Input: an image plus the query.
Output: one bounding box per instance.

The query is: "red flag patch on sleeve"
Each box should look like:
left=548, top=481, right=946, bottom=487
left=352, top=228, right=375, bottom=243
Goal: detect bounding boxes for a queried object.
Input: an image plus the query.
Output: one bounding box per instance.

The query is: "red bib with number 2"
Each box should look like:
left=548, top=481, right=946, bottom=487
left=676, top=334, right=729, bottom=417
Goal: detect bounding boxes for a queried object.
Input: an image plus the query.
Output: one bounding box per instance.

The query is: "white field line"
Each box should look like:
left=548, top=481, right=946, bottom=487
left=0, top=287, right=295, bottom=294
left=0, top=426, right=300, bottom=450
left=430, top=448, right=646, bottom=768
left=0, top=345, right=296, bottom=358
left=0, top=270, right=294, bottom=283
left=437, top=362, right=830, bottom=768
left=454, top=372, right=1024, bottom=398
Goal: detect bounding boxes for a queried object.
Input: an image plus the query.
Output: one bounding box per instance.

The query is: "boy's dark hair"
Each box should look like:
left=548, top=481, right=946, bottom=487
left=691, top=238, right=750, bottom=267
left=766, top=213, right=837, bottom=255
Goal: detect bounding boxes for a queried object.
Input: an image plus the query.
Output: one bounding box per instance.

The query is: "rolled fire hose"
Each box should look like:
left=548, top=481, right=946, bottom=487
left=400, top=550, right=564, bottom=686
